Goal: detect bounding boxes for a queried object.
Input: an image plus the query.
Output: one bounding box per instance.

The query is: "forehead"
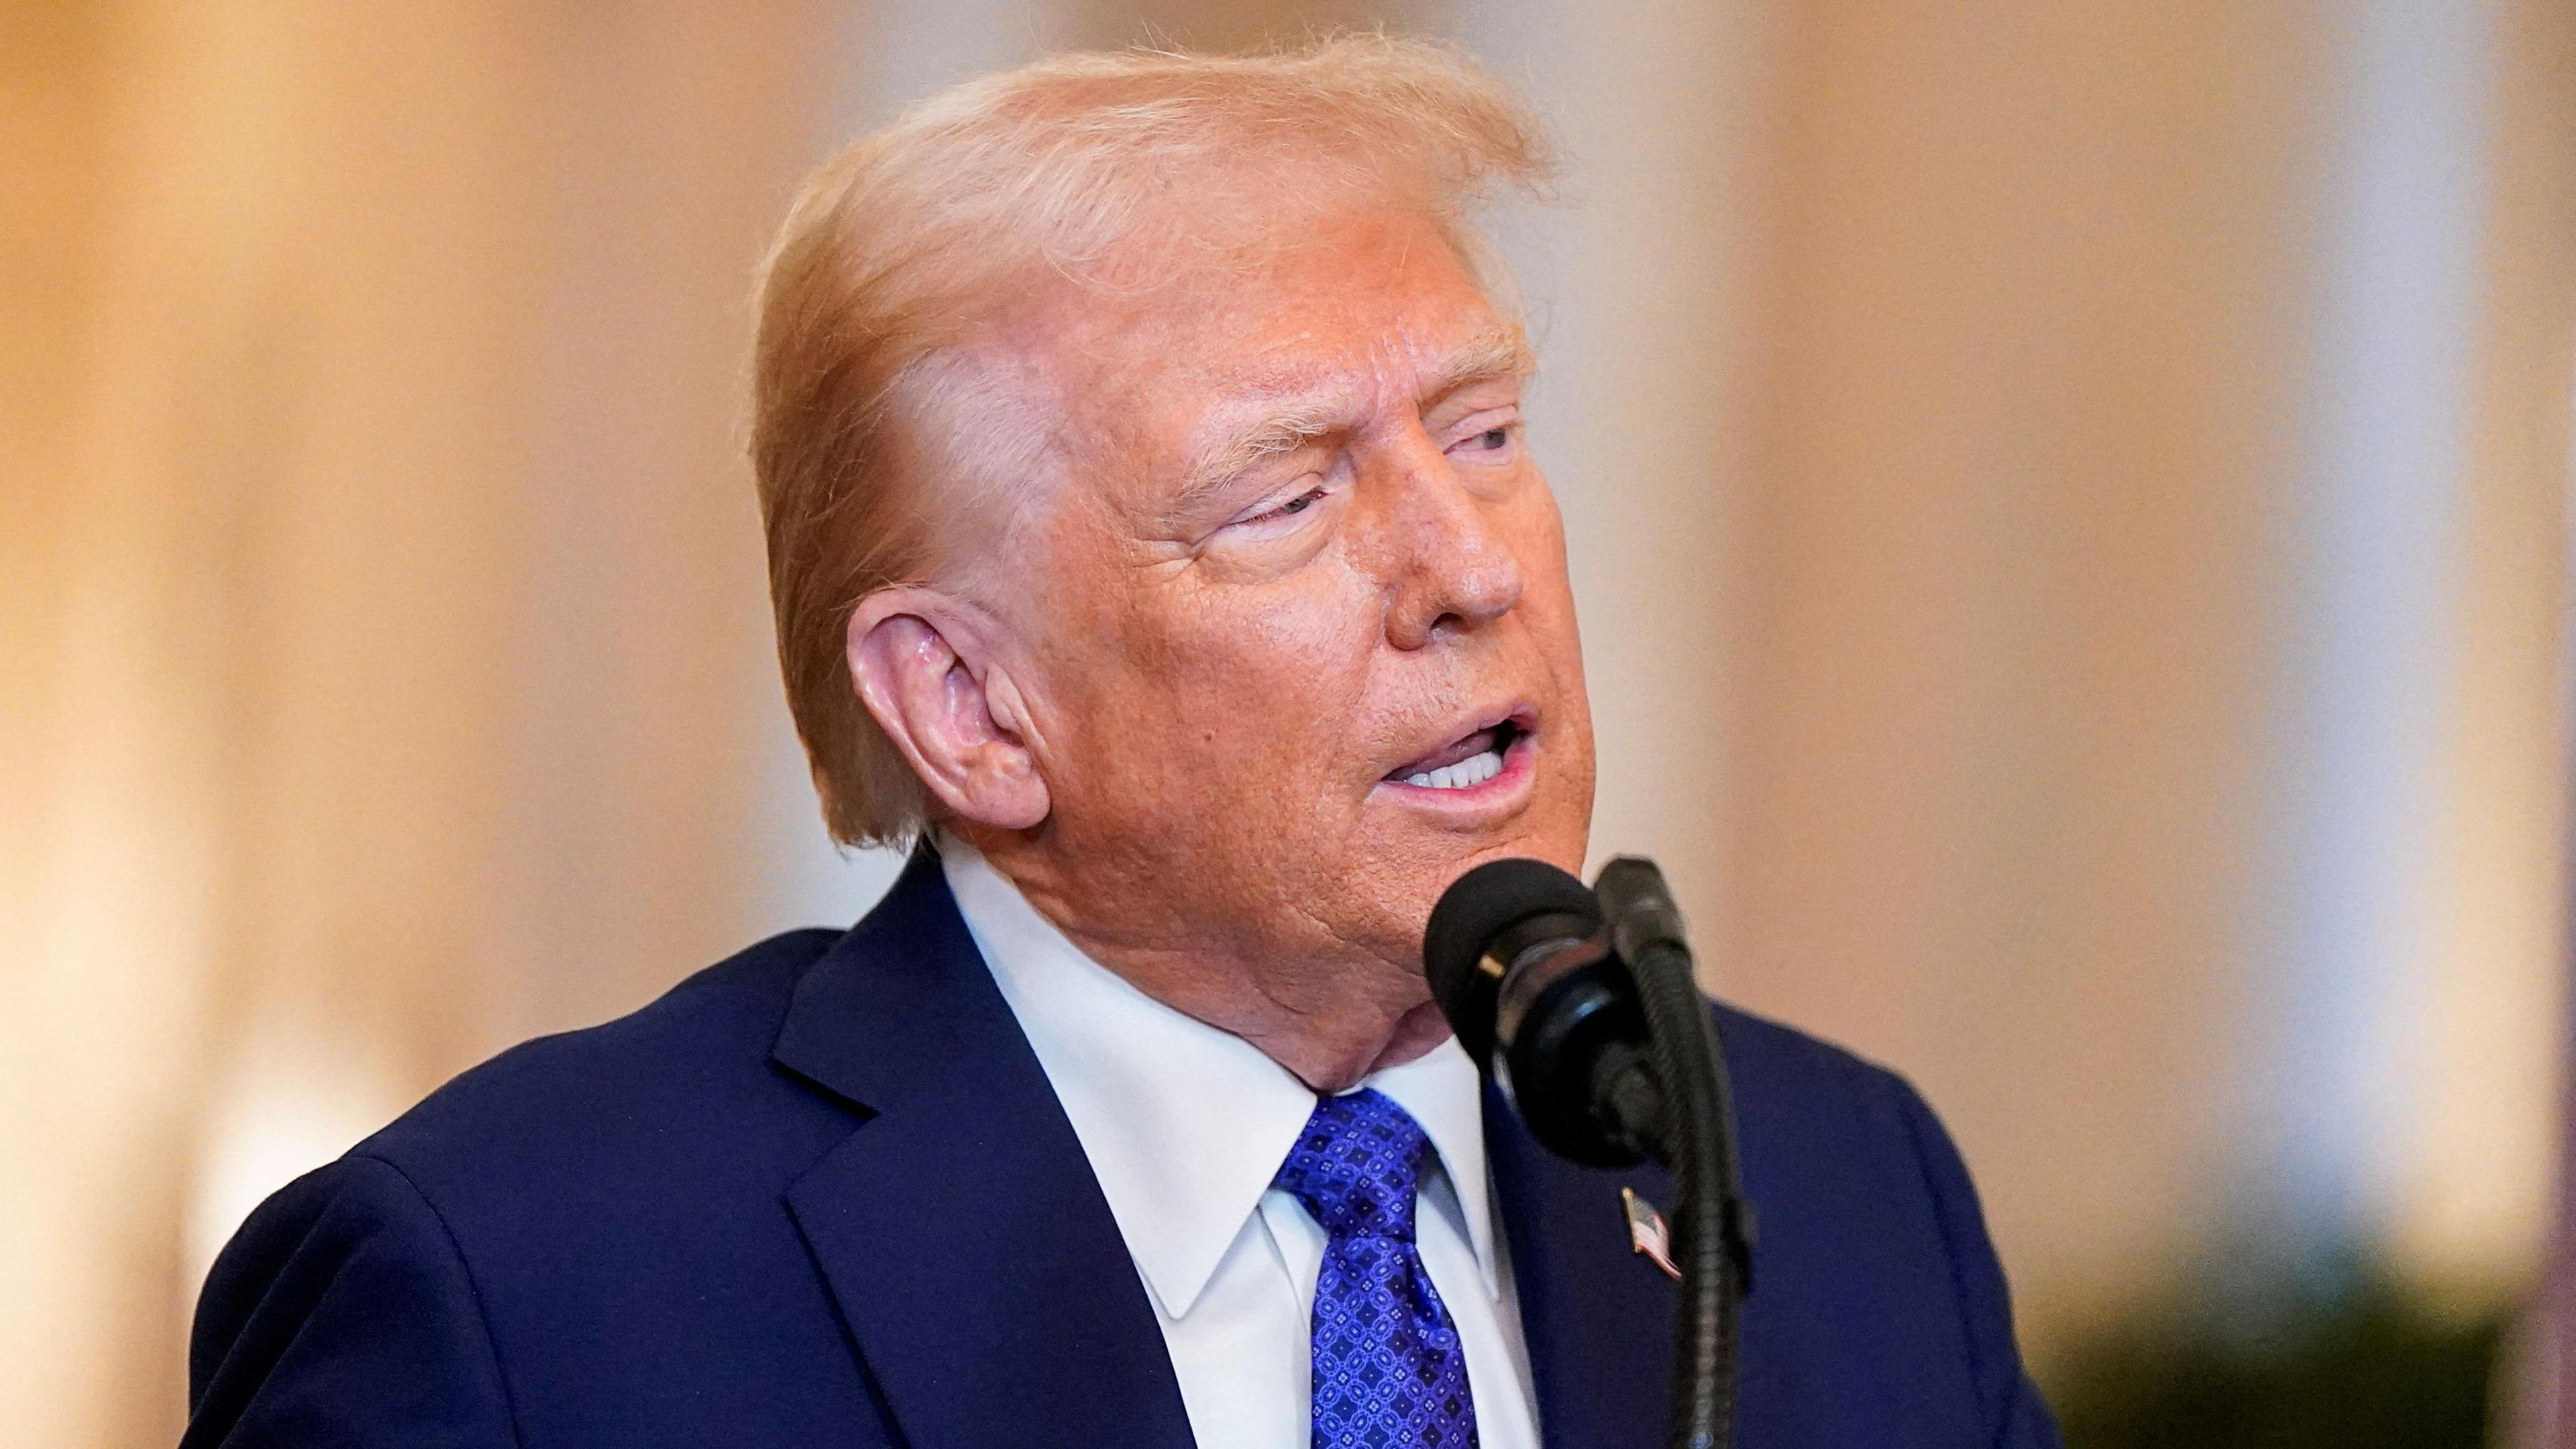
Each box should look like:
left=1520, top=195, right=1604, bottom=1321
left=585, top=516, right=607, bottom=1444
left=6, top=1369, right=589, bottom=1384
left=1028, top=205, right=1517, bottom=464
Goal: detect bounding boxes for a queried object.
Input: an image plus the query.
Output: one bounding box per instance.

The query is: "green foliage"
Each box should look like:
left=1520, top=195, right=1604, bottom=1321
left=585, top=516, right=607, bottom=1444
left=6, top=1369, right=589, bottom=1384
left=2045, top=1278, right=2510, bottom=1449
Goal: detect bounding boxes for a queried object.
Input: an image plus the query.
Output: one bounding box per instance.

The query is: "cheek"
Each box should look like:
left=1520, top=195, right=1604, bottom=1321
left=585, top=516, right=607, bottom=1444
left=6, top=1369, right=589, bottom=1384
left=1176, top=582, right=1378, bottom=749
left=1503, top=490, right=1589, bottom=682
left=1503, top=490, right=1597, bottom=791
left=1065, top=568, right=1385, bottom=805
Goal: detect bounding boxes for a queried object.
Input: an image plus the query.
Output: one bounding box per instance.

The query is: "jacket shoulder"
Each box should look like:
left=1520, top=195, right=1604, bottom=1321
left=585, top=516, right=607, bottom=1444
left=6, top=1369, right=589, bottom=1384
left=185, top=1152, right=520, bottom=1444
left=189, top=927, right=906, bottom=1446
left=1712, top=999, right=2060, bottom=1447
left=1707, top=996, right=1977, bottom=1260
left=356, top=928, right=852, bottom=1210
left=1711, top=1000, right=1911, bottom=1101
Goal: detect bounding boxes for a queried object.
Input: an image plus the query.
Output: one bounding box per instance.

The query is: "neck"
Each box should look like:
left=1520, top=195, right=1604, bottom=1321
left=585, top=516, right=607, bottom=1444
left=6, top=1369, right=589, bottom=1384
left=957, top=828, right=1446, bottom=1092
left=1234, top=999, right=1453, bottom=1093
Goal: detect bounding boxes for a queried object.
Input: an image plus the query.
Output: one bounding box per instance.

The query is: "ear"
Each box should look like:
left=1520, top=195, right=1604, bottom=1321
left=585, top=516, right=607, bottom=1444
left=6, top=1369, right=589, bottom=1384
left=846, top=588, right=1051, bottom=831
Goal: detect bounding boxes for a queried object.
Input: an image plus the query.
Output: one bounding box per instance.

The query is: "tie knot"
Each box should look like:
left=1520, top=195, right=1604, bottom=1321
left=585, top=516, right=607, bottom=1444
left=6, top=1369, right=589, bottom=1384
left=1273, top=1088, right=1429, bottom=1242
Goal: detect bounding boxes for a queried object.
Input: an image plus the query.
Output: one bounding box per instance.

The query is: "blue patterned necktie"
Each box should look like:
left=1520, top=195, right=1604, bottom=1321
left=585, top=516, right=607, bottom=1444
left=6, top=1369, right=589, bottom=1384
left=1272, top=1088, right=1481, bottom=1449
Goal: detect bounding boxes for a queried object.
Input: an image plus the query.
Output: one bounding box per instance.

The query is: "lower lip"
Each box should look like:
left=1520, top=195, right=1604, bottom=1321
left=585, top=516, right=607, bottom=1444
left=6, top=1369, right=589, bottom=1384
left=1375, top=729, right=1538, bottom=816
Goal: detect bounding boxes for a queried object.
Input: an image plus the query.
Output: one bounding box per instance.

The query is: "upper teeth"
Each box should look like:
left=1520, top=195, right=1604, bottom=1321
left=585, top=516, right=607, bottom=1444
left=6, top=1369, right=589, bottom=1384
left=1406, top=749, right=1503, bottom=790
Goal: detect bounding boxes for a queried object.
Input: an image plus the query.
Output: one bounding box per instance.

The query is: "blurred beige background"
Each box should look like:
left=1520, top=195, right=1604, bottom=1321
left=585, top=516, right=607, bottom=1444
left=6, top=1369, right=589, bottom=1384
left=4, top=1, right=2571, bottom=1444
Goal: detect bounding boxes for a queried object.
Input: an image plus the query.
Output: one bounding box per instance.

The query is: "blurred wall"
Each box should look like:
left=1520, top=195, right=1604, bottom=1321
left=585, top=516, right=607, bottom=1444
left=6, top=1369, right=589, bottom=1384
left=1717, top=0, right=2323, bottom=1341
left=3, top=2, right=2569, bottom=1446
left=1710, top=0, right=2574, bottom=1348
left=2406, top=0, right=2573, bottom=1305
left=2, top=3, right=834, bottom=1442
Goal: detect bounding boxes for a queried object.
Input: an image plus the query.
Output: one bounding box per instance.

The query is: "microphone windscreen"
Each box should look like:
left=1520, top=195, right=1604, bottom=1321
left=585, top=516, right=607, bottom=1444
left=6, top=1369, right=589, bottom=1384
left=1422, top=858, right=1599, bottom=1067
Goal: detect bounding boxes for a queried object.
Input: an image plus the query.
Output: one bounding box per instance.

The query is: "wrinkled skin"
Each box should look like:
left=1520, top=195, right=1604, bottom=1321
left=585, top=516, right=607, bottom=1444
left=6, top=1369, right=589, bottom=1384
left=847, top=201, right=1595, bottom=1091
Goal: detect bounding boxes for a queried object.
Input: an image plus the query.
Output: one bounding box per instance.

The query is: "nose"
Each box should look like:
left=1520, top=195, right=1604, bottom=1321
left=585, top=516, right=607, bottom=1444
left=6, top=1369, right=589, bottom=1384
left=1375, top=437, right=1526, bottom=651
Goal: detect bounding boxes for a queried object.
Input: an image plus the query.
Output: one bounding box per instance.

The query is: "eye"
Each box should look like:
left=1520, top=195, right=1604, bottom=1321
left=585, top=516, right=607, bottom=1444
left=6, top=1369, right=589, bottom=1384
left=1236, top=484, right=1331, bottom=527
left=1445, top=414, right=1520, bottom=462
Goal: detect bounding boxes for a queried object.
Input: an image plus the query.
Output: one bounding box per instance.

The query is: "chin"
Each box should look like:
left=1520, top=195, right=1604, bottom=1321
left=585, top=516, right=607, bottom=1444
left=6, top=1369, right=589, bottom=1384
left=1378, top=818, right=1587, bottom=945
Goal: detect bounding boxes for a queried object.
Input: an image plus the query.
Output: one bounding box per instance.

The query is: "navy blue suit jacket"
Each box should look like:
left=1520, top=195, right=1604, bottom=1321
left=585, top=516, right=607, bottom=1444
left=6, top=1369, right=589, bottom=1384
left=185, top=848, right=2059, bottom=1448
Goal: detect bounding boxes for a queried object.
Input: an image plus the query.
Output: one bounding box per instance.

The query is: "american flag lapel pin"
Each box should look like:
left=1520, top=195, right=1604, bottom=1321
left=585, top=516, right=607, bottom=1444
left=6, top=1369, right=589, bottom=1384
left=1621, top=1187, right=1682, bottom=1282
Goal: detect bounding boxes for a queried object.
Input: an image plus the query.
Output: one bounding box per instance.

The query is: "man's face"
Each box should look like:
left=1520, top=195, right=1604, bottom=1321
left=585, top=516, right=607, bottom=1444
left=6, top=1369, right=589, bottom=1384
left=979, top=201, right=1595, bottom=989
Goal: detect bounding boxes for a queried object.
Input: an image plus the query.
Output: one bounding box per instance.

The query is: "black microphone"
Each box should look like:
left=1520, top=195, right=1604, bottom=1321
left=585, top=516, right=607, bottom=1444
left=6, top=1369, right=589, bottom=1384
left=1421, top=859, right=1667, bottom=1167
left=1425, top=855, right=1752, bottom=1449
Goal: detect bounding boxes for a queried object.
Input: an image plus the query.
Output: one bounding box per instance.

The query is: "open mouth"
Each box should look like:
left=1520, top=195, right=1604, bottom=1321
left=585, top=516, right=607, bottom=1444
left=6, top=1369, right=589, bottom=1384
left=1384, top=716, right=1528, bottom=792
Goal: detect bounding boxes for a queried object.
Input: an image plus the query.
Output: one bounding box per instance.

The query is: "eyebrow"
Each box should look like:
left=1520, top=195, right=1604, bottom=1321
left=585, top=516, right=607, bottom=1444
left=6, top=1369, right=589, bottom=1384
left=1161, top=323, right=1538, bottom=526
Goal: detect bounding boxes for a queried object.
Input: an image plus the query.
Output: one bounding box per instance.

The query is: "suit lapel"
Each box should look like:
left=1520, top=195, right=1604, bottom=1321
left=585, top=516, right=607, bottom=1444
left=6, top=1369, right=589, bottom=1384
left=774, top=848, right=1196, bottom=1449
left=1487, top=1082, right=1677, bottom=1449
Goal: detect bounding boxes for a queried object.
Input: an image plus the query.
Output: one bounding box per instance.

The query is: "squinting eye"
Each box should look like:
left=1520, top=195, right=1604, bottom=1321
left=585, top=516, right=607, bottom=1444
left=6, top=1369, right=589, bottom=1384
left=1476, top=427, right=1509, bottom=449
left=1242, top=486, right=1329, bottom=525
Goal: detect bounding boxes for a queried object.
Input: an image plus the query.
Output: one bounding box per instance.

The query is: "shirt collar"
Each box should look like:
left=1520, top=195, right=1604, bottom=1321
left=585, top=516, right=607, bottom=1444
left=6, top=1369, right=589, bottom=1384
left=938, top=832, right=1501, bottom=1320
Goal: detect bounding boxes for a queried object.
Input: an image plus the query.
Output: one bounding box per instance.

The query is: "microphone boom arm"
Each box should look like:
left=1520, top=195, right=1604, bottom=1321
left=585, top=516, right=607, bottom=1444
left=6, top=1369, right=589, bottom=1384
left=1597, top=857, right=1754, bottom=1449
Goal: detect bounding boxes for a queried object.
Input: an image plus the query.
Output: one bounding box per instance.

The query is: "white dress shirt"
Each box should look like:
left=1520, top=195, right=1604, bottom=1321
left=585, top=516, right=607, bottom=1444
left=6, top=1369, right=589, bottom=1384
left=940, top=834, right=1544, bottom=1449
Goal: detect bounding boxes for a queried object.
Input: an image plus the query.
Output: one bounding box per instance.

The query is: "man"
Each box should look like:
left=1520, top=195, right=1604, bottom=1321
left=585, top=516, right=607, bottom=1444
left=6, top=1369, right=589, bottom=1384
left=184, top=39, right=2059, bottom=1449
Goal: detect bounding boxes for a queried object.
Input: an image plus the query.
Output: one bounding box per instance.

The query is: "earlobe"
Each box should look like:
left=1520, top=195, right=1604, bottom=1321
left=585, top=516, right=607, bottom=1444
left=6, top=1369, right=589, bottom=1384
left=846, top=591, right=1051, bottom=830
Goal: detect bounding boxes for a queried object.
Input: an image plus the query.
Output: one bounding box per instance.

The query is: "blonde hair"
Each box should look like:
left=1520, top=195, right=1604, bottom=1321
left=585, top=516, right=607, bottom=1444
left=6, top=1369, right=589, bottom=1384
left=750, top=36, right=1554, bottom=846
